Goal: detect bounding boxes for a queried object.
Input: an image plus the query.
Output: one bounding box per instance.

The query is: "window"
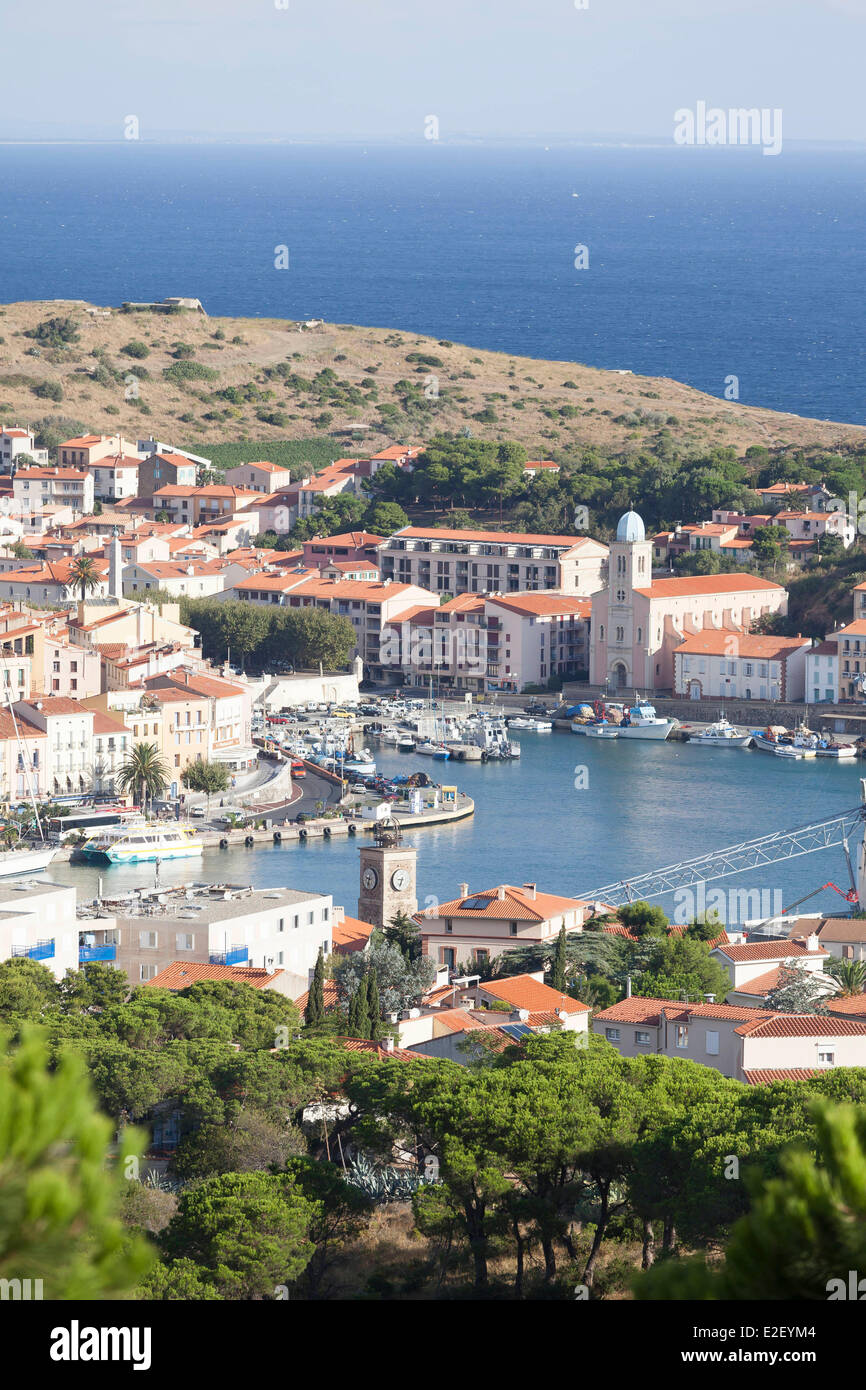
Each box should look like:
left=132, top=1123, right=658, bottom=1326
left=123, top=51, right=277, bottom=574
left=705, top=1030, right=720, bottom=1056
left=139, top=931, right=158, bottom=949
left=634, top=1030, right=651, bottom=1046
left=605, top=1027, right=620, bottom=1041
left=818, top=1051, right=835, bottom=1066
left=139, top=964, right=158, bottom=981
left=675, top=1025, right=688, bottom=1049
left=509, top=922, right=518, bottom=935
left=278, top=918, right=285, bottom=933
left=176, top=933, right=194, bottom=951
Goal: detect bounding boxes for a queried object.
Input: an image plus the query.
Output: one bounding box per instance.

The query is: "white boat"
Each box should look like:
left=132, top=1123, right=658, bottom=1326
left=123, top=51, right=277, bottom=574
left=689, top=717, right=753, bottom=749
left=816, top=742, right=857, bottom=759
left=415, top=741, right=441, bottom=756
left=584, top=724, right=619, bottom=740
left=396, top=735, right=416, bottom=752
left=78, top=824, right=204, bottom=864
left=523, top=718, right=553, bottom=732
left=0, top=844, right=58, bottom=878
left=381, top=727, right=401, bottom=745
left=614, top=700, right=679, bottom=741
left=774, top=744, right=815, bottom=760
left=343, top=754, right=377, bottom=776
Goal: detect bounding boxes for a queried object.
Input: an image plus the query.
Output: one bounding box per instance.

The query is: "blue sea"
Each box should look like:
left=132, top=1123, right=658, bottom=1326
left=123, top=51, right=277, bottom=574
left=1, top=143, right=865, bottom=425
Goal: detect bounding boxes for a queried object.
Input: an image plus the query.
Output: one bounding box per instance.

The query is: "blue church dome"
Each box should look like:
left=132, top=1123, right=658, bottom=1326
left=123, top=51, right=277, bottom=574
left=616, top=509, right=646, bottom=543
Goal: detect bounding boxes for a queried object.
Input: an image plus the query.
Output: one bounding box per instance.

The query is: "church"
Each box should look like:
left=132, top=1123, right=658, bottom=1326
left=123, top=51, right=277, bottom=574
left=590, top=509, right=788, bottom=692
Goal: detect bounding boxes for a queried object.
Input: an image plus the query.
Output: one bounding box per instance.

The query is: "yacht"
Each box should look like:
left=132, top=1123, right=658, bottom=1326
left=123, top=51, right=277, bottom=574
left=689, top=717, right=753, bottom=749
left=396, top=734, right=416, bottom=752
left=0, top=844, right=58, bottom=878
left=78, top=824, right=204, bottom=864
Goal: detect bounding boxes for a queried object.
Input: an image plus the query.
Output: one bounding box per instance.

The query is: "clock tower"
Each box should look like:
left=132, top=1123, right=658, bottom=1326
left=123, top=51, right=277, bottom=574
left=357, top=819, right=418, bottom=930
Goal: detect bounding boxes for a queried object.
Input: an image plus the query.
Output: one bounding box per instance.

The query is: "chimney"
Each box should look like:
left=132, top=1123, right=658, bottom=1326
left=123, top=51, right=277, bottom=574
left=381, top=1036, right=395, bottom=1052
left=704, top=993, right=716, bottom=1004
left=806, top=933, right=820, bottom=951
left=459, top=882, right=468, bottom=898
left=497, top=886, right=506, bottom=901
left=626, top=974, right=632, bottom=998
left=522, top=882, right=537, bottom=900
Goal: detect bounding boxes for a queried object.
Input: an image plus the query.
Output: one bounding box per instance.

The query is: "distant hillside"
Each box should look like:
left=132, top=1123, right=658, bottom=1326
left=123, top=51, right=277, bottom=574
left=1, top=299, right=865, bottom=461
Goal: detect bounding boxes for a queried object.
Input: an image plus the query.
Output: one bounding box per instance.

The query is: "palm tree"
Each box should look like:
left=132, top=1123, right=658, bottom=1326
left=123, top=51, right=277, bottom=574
left=827, top=958, right=866, bottom=997
left=70, top=555, right=101, bottom=602
left=117, top=742, right=169, bottom=815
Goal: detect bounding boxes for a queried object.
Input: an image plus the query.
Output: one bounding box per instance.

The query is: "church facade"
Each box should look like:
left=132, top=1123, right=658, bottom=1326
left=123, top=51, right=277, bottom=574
left=590, top=510, right=788, bottom=692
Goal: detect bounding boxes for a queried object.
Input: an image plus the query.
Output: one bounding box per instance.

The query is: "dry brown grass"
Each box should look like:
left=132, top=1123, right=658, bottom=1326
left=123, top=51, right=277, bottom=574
left=1, top=299, right=863, bottom=457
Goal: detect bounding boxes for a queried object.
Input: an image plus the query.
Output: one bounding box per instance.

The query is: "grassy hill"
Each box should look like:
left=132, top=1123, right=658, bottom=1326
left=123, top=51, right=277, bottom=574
left=1, top=299, right=865, bottom=463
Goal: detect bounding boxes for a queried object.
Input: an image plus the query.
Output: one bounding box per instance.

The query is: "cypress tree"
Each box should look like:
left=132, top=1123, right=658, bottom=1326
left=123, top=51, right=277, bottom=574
left=353, top=977, right=370, bottom=1039
left=305, top=949, right=325, bottom=1027
left=367, top=968, right=380, bottom=1040
left=551, top=925, right=567, bottom=993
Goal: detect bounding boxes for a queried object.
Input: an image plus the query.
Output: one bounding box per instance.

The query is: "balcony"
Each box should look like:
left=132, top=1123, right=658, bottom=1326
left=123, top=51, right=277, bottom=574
left=79, top=943, right=117, bottom=963
left=12, top=940, right=55, bottom=961
left=209, top=945, right=249, bottom=967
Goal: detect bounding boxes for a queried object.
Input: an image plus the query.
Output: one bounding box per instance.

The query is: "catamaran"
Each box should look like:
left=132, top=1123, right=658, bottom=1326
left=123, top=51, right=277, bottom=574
left=78, top=824, right=204, bottom=864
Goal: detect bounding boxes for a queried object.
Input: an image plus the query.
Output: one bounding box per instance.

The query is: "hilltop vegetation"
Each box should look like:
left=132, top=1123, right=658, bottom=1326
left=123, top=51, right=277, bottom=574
left=2, top=299, right=866, bottom=463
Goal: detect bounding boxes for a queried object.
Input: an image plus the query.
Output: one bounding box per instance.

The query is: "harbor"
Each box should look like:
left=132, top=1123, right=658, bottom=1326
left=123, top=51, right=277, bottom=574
left=45, top=718, right=866, bottom=927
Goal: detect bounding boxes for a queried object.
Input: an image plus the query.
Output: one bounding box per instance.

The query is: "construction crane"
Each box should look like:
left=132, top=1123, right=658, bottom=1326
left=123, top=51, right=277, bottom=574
left=581, top=782, right=866, bottom=911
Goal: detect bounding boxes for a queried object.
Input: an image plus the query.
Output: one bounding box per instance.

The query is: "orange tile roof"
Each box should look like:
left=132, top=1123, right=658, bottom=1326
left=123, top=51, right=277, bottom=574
left=595, top=998, right=774, bottom=1025
left=92, top=711, right=129, bottom=735
left=717, top=941, right=827, bottom=962
left=395, top=525, right=596, bottom=548
left=294, top=979, right=340, bottom=1013
left=424, top=884, right=588, bottom=923
left=337, top=1037, right=427, bottom=1061
left=307, top=531, right=385, bottom=548
left=835, top=620, right=866, bottom=637
left=487, top=593, right=591, bottom=618
left=743, top=1068, right=820, bottom=1085
left=20, top=696, right=93, bottom=716
left=431, top=1008, right=489, bottom=1035
left=674, top=632, right=808, bottom=658
left=730, top=966, right=786, bottom=997
left=332, top=913, right=376, bottom=954
left=478, top=973, right=589, bottom=1015
left=634, top=574, right=784, bottom=599
left=145, top=961, right=286, bottom=990
left=0, top=711, right=45, bottom=740
left=736, top=1015, right=866, bottom=1037
left=827, top=995, right=866, bottom=1017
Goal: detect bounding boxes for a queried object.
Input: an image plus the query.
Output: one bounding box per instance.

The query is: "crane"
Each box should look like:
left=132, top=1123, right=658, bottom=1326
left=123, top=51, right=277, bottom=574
left=581, top=785, right=866, bottom=911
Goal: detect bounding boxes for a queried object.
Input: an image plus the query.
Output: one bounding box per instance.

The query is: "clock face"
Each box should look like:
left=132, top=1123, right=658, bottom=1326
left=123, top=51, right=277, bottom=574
left=391, top=869, right=409, bottom=892
left=362, top=866, right=379, bottom=891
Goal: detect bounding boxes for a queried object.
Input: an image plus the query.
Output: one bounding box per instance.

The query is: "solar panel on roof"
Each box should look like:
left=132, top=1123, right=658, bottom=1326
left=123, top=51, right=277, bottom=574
left=500, top=1023, right=533, bottom=1040
left=461, top=897, right=491, bottom=910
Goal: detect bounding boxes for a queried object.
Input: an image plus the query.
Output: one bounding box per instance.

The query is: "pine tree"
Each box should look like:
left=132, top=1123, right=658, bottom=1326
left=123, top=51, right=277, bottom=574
left=355, top=976, right=371, bottom=1039
left=305, top=949, right=325, bottom=1027
left=551, top=925, right=567, bottom=993
left=367, top=968, right=381, bottom=1040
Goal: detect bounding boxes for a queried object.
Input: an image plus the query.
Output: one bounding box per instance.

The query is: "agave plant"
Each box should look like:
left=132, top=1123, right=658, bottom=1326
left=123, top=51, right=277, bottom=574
left=345, top=1151, right=437, bottom=1203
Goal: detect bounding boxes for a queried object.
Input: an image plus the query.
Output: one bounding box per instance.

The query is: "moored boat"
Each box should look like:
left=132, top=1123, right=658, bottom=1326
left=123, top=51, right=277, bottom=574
left=78, top=824, right=204, bottom=864
left=689, top=717, right=753, bottom=749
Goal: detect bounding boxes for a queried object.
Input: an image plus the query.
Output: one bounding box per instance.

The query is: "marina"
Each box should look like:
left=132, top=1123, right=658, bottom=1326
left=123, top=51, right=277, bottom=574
left=48, top=724, right=866, bottom=927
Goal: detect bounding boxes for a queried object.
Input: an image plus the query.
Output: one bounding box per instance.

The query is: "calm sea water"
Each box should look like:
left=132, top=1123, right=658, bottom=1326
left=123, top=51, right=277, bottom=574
left=2, top=144, right=865, bottom=423
left=55, top=732, right=866, bottom=926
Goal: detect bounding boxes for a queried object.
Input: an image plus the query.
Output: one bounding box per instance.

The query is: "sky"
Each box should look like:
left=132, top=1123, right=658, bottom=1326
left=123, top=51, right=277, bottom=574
left=3, top=0, right=866, bottom=143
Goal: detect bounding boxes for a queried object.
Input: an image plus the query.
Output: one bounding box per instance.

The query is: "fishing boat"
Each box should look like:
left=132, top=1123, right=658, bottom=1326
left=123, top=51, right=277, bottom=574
left=816, top=740, right=857, bottom=759
left=342, top=750, right=377, bottom=776
left=614, top=700, right=679, bottom=741
left=584, top=723, right=619, bottom=740
left=774, top=743, right=816, bottom=760
left=751, top=725, right=789, bottom=753
left=78, top=824, right=204, bottom=864
left=689, top=717, right=753, bottom=749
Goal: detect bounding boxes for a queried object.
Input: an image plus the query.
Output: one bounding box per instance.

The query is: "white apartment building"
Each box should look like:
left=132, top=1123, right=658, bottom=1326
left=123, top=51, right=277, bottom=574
left=111, top=885, right=333, bottom=996
left=12, top=467, right=95, bottom=515
left=805, top=640, right=839, bottom=704
left=378, top=526, right=608, bottom=597
left=0, top=881, right=80, bottom=981
left=673, top=631, right=810, bottom=702
left=0, top=425, right=48, bottom=467
left=13, top=697, right=95, bottom=797
left=89, top=455, right=140, bottom=502
left=593, top=996, right=866, bottom=1083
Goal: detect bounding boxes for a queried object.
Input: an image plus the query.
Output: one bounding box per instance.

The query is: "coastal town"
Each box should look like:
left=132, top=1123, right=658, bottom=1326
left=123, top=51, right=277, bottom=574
left=4, top=409, right=866, bottom=1306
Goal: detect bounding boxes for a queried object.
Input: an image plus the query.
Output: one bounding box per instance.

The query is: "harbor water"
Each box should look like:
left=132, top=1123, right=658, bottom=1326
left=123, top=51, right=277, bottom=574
left=53, top=731, right=866, bottom=927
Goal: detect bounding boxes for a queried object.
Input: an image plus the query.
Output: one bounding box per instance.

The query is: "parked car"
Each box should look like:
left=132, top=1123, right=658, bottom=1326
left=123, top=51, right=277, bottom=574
left=190, top=806, right=206, bottom=818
